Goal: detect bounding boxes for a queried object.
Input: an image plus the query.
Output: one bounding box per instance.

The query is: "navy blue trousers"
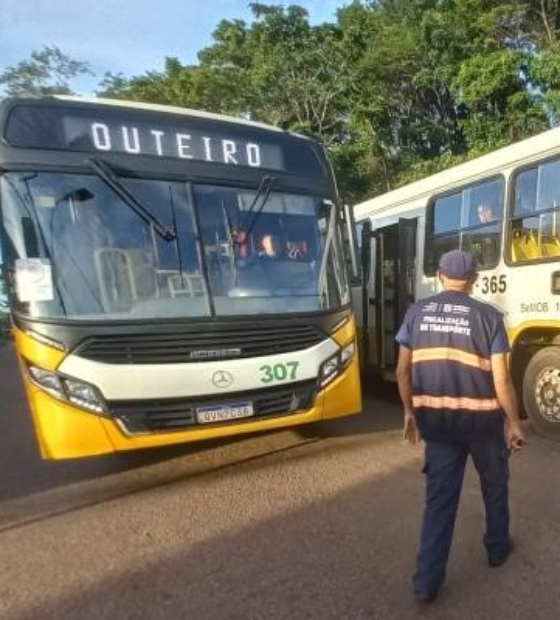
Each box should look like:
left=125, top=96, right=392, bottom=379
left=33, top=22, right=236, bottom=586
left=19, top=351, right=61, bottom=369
left=414, top=435, right=510, bottom=592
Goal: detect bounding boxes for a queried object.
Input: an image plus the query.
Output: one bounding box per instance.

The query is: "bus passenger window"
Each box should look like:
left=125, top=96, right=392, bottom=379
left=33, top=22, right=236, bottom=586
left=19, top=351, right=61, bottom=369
left=425, top=177, right=503, bottom=275
left=510, top=161, right=560, bottom=262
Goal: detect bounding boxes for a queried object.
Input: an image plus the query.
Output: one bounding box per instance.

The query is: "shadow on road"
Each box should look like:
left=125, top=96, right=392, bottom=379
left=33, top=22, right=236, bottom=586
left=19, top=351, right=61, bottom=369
left=3, top=429, right=558, bottom=620
left=0, top=341, right=401, bottom=503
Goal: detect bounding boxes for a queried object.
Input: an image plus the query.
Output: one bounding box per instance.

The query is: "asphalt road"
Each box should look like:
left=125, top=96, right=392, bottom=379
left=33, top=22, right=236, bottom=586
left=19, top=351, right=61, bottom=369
left=1, top=343, right=560, bottom=620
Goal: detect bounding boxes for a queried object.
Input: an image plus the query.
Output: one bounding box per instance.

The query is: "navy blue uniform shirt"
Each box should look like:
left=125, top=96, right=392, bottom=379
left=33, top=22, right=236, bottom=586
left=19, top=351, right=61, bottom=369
left=396, top=291, right=510, bottom=441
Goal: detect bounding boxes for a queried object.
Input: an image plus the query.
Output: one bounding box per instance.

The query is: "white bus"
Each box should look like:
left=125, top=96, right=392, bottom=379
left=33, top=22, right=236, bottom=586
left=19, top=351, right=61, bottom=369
left=352, top=126, right=560, bottom=441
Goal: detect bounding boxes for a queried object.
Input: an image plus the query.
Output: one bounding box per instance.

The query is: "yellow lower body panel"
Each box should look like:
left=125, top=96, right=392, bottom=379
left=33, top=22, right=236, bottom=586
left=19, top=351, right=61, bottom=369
left=321, top=356, right=362, bottom=419
left=27, top=385, right=115, bottom=459
left=28, top=358, right=362, bottom=460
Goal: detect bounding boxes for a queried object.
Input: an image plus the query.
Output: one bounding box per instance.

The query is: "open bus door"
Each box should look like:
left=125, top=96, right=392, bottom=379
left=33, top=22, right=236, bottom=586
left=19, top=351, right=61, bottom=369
left=358, top=218, right=417, bottom=376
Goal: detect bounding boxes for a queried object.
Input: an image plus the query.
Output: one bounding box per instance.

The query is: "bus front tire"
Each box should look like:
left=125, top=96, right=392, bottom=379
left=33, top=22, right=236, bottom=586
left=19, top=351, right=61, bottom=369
left=523, top=346, right=560, bottom=441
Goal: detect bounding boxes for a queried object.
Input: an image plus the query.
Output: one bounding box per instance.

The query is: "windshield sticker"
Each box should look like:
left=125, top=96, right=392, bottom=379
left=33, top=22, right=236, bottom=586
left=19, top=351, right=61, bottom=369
left=15, top=258, right=54, bottom=302
left=36, top=196, right=56, bottom=208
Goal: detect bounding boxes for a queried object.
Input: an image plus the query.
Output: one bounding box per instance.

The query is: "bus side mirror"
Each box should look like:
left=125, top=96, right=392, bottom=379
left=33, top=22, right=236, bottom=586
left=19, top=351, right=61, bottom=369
left=0, top=261, right=14, bottom=311
left=361, top=219, right=372, bottom=282
left=342, top=203, right=360, bottom=281
left=0, top=263, right=7, bottom=308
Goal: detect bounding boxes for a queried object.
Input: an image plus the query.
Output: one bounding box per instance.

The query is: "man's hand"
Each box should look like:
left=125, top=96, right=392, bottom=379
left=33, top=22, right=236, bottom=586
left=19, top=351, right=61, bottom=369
left=396, top=347, right=416, bottom=446
left=506, top=421, right=525, bottom=452
left=403, top=411, right=419, bottom=445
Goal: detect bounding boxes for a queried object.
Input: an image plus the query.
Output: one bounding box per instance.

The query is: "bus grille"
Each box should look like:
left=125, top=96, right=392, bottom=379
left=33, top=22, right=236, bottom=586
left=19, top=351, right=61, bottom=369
left=76, top=325, right=324, bottom=364
left=108, top=381, right=317, bottom=434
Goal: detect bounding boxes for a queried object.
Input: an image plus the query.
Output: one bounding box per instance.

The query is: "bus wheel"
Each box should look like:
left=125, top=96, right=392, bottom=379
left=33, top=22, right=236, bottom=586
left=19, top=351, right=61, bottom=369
left=523, top=347, right=560, bottom=441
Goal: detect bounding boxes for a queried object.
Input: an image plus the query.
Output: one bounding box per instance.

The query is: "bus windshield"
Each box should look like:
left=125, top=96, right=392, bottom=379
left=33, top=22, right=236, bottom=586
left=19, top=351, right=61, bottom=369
left=0, top=172, right=350, bottom=320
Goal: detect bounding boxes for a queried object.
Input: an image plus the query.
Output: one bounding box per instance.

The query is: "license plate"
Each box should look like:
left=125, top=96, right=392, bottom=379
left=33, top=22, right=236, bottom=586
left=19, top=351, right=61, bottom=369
left=196, top=402, right=254, bottom=424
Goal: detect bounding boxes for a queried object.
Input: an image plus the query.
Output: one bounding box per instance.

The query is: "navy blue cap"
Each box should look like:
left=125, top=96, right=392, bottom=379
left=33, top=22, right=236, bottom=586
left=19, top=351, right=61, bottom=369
left=438, top=250, right=477, bottom=280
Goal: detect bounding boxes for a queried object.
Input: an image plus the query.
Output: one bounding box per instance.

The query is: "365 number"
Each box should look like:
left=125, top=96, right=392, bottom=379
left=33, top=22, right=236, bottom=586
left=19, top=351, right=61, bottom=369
left=259, top=362, right=299, bottom=383
left=480, top=275, right=507, bottom=294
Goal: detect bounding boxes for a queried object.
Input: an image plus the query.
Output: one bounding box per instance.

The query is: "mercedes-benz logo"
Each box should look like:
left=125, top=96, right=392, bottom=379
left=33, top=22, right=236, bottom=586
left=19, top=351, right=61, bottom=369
left=212, top=370, right=234, bottom=388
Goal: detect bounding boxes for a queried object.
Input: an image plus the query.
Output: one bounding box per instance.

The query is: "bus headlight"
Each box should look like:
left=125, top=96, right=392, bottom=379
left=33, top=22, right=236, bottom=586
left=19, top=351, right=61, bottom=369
left=318, top=341, right=356, bottom=388
left=62, top=379, right=105, bottom=413
left=340, top=341, right=355, bottom=365
left=26, top=363, right=106, bottom=414
left=319, top=355, right=340, bottom=387
left=27, top=366, right=65, bottom=400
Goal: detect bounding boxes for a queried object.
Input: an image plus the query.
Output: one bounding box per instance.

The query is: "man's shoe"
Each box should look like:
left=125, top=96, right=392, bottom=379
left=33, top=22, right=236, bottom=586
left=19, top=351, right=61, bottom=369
left=488, top=539, right=514, bottom=567
left=414, top=588, right=438, bottom=604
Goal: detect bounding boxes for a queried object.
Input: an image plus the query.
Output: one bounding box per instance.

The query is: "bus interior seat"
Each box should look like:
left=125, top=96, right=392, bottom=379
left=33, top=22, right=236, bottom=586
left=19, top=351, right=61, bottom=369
left=539, top=236, right=560, bottom=257
left=512, top=230, right=539, bottom=261
left=166, top=272, right=206, bottom=297
left=94, top=248, right=157, bottom=311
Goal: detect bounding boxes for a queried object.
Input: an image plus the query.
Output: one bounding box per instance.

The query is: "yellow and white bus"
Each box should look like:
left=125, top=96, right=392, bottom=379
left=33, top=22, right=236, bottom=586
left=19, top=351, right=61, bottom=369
left=353, top=126, right=560, bottom=441
left=0, top=96, right=361, bottom=459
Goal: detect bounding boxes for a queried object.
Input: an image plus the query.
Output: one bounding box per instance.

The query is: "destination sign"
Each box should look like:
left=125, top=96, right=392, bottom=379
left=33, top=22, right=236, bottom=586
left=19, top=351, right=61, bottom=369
left=85, top=120, right=271, bottom=167
left=2, top=102, right=307, bottom=172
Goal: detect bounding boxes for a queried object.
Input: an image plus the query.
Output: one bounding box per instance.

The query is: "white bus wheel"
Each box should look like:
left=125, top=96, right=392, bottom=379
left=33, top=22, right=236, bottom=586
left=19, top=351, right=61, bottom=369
left=523, top=346, right=560, bottom=441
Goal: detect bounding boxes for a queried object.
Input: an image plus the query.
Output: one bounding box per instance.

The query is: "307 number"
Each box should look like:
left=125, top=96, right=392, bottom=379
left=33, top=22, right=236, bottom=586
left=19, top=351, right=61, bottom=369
left=480, top=274, right=507, bottom=294
left=259, top=362, right=299, bottom=383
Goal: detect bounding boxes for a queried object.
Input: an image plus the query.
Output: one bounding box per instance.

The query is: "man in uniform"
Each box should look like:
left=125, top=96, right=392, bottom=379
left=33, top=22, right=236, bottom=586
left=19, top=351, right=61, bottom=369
left=395, top=249, right=525, bottom=603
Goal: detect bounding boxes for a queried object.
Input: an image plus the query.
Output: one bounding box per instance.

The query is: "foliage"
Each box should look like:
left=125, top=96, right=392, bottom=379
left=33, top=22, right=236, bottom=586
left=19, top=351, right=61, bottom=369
left=530, top=43, right=560, bottom=122
left=0, top=45, right=92, bottom=97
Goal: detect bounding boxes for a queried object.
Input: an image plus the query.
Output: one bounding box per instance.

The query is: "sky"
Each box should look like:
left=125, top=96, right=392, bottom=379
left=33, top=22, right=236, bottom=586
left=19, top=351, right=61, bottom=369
left=0, top=0, right=347, bottom=96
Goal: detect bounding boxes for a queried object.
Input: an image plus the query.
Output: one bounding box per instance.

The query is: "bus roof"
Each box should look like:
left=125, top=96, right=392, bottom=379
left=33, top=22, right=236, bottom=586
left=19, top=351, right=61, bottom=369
left=52, top=95, right=309, bottom=139
left=354, top=125, right=560, bottom=220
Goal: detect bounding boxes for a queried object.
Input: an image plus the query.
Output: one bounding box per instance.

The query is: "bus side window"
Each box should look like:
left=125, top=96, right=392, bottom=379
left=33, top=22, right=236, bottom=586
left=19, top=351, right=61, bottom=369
left=537, top=213, right=560, bottom=257
left=511, top=161, right=560, bottom=262
left=426, top=177, right=503, bottom=274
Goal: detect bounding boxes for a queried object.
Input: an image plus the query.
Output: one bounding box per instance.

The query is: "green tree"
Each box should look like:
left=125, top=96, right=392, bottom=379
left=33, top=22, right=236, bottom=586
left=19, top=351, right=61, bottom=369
left=101, top=4, right=355, bottom=143
left=333, top=0, right=465, bottom=195
left=99, top=58, right=248, bottom=115
left=448, top=1, right=549, bottom=153
left=196, top=3, right=366, bottom=198
left=90, top=1, right=560, bottom=201
left=338, top=0, right=553, bottom=194
left=203, top=4, right=352, bottom=140
left=0, top=45, right=93, bottom=97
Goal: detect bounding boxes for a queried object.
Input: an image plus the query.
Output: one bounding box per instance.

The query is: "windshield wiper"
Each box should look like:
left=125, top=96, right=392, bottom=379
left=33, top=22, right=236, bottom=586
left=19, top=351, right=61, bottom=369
left=86, top=157, right=176, bottom=241
left=233, top=174, right=276, bottom=244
